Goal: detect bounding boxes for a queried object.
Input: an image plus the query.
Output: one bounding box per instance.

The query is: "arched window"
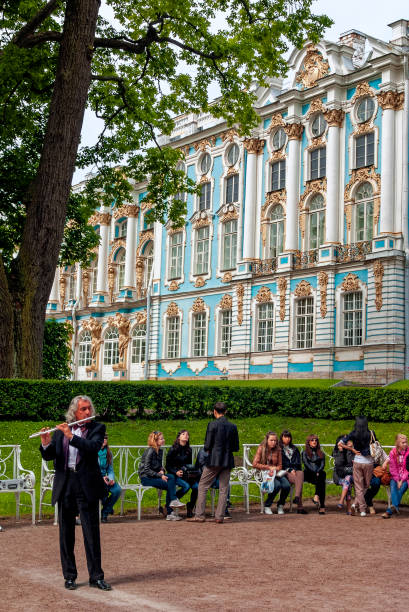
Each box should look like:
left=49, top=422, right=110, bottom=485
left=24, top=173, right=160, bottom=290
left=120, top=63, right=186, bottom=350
left=116, top=219, right=127, bottom=238
left=103, top=328, right=119, bottom=365
left=307, top=194, right=325, bottom=250
left=78, top=330, right=92, bottom=367
left=143, top=241, right=154, bottom=288
left=355, top=182, right=374, bottom=242
left=131, top=323, right=146, bottom=363
left=115, top=248, right=126, bottom=292
left=268, top=205, right=284, bottom=257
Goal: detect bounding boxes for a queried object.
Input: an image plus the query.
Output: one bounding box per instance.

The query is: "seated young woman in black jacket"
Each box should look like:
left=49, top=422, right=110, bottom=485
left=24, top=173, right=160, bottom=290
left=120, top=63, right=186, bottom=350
left=279, top=430, right=307, bottom=513
left=165, top=430, right=199, bottom=518
left=332, top=435, right=354, bottom=514
left=302, top=434, right=326, bottom=514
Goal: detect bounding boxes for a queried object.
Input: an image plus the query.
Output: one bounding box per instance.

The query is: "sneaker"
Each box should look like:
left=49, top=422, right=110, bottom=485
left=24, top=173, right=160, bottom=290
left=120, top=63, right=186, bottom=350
left=382, top=511, right=392, bottom=519
left=360, top=511, right=367, bottom=517
left=264, top=507, right=273, bottom=515
left=350, top=504, right=356, bottom=516
left=169, top=499, right=185, bottom=509
left=277, top=505, right=285, bottom=515
left=166, top=512, right=183, bottom=521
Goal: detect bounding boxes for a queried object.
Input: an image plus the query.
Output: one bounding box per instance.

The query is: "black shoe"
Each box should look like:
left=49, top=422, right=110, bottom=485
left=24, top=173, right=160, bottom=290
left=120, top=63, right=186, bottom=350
left=64, top=579, right=77, bottom=590
left=293, top=496, right=299, bottom=506
left=101, top=515, right=108, bottom=523
left=186, top=507, right=194, bottom=518
left=89, top=579, right=112, bottom=591
left=224, top=510, right=232, bottom=519
left=296, top=508, right=308, bottom=514
left=226, top=501, right=233, bottom=509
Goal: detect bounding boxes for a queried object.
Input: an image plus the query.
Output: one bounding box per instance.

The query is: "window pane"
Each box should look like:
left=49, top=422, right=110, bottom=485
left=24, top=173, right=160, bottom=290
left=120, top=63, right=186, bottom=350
left=192, top=312, right=206, bottom=357
left=220, top=310, right=232, bottom=355
left=257, top=303, right=274, bottom=352
left=222, top=220, right=237, bottom=270
left=169, top=232, right=183, bottom=279
left=343, top=292, right=363, bottom=346
left=167, top=317, right=180, bottom=358
left=195, top=226, right=209, bottom=275
left=296, top=298, right=314, bottom=348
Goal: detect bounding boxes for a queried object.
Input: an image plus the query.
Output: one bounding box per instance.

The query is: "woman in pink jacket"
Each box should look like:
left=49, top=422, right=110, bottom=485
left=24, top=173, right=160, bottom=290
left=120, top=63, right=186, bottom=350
left=383, top=434, right=409, bottom=519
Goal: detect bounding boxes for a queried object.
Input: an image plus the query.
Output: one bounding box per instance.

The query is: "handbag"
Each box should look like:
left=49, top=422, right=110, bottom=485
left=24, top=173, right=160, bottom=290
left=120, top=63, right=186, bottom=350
left=261, top=470, right=276, bottom=493
left=183, top=466, right=201, bottom=483
left=369, top=431, right=388, bottom=465
left=373, top=465, right=392, bottom=486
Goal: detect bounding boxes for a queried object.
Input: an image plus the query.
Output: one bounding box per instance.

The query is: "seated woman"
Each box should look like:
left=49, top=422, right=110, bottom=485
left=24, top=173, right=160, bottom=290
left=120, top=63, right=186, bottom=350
left=253, top=431, right=290, bottom=515
left=138, top=431, right=185, bottom=521
left=302, top=435, right=326, bottom=514
left=332, top=436, right=354, bottom=514
left=98, top=433, right=122, bottom=522
left=279, top=430, right=307, bottom=514
left=383, top=433, right=409, bottom=519
left=166, top=429, right=199, bottom=518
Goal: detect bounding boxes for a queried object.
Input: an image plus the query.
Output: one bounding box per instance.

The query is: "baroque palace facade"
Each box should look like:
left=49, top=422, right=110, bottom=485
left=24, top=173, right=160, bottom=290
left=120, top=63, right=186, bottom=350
left=47, top=20, right=409, bottom=384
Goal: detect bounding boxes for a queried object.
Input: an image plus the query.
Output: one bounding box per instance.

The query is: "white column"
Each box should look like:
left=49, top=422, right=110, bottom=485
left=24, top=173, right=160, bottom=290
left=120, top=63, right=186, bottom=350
left=47, top=269, right=60, bottom=311
left=379, top=103, right=396, bottom=234
left=123, top=212, right=138, bottom=288
left=96, top=212, right=111, bottom=296
left=153, top=221, right=162, bottom=280
left=242, top=138, right=263, bottom=260
left=75, top=264, right=82, bottom=302
left=284, top=123, right=303, bottom=251
left=324, top=109, right=344, bottom=243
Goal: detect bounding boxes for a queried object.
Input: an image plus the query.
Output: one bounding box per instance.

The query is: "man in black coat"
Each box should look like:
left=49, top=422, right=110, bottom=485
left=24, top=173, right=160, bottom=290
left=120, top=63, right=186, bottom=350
left=40, top=395, right=111, bottom=591
left=188, top=401, right=239, bottom=523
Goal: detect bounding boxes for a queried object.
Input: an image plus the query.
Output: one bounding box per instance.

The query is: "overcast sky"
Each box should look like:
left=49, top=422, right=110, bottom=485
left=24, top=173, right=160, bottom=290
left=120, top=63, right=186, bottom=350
left=73, top=0, right=409, bottom=183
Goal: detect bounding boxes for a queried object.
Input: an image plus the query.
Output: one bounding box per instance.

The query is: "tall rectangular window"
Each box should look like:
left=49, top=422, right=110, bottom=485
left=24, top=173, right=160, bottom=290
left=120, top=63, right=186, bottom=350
left=257, top=303, right=274, bottom=352
left=168, top=231, right=183, bottom=279
left=192, top=312, right=206, bottom=357
left=199, top=182, right=211, bottom=210
left=355, top=132, right=374, bottom=168
left=296, top=297, right=314, bottom=349
left=220, top=310, right=232, bottom=355
left=194, top=226, right=209, bottom=275
left=222, top=220, right=237, bottom=270
left=343, top=292, right=363, bottom=346
left=226, top=174, right=239, bottom=203
left=166, top=317, right=180, bottom=358
left=271, top=160, right=286, bottom=191
left=310, top=148, right=326, bottom=179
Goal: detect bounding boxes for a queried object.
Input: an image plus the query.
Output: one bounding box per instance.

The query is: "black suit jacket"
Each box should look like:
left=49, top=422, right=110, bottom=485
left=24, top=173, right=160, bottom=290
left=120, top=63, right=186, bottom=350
left=204, top=416, right=239, bottom=469
left=40, top=421, right=106, bottom=506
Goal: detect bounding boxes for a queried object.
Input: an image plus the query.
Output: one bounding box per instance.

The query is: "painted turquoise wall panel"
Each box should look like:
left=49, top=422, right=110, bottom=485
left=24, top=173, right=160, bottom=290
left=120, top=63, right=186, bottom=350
left=288, top=362, right=313, bottom=373
left=263, top=118, right=271, bottom=129
left=335, top=269, right=368, bottom=289
left=290, top=276, right=317, bottom=291
left=249, top=364, right=273, bottom=374
left=333, top=359, right=364, bottom=372
left=251, top=282, right=277, bottom=298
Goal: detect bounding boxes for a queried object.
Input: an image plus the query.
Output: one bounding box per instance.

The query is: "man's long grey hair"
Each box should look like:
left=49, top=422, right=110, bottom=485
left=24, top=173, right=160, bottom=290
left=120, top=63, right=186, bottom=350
left=65, top=395, right=96, bottom=423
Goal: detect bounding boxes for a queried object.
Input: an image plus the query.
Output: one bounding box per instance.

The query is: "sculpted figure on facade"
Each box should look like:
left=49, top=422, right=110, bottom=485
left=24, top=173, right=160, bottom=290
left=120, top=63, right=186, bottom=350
left=236, top=284, right=244, bottom=325
left=135, top=256, right=144, bottom=299
left=373, top=261, right=384, bottom=311
left=59, top=273, right=67, bottom=308
left=341, top=273, right=360, bottom=293
left=318, top=271, right=329, bottom=318
left=82, top=269, right=90, bottom=307
left=82, top=318, right=103, bottom=371
left=219, top=294, right=233, bottom=311
left=222, top=272, right=232, bottom=283
left=108, top=312, right=131, bottom=367
left=296, top=45, right=329, bottom=89
left=294, top=280, right=312, bottom=297
left=277, top=277, right=287, bottom=321
left=377, top=90, right=404, bottom=111
left=192, top=297, right=205, bottom=313
left=166, top=302, right=179, bottom=317
left=135, top=310, right=147, bottom=325
left=256, top=286, right=272, bottom=303
left=108, top=264, right=116, bottom=302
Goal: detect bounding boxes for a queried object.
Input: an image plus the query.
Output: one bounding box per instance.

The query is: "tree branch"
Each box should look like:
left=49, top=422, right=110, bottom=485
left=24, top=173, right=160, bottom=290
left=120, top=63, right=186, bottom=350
left=12, top=0, right=61, bottom=46
left=14, top=30, right=62, bottom=48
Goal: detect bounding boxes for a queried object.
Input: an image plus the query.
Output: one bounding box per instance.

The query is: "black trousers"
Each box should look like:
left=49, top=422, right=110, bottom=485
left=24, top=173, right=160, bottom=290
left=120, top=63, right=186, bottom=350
left=303, top=468, right=326, bottom=508
left=58, top=471, right=104, bottom=582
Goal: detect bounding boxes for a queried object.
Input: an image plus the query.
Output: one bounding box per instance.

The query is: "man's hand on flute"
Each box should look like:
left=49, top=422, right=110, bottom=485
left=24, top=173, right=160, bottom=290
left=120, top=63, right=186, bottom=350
left=57, top=423, right=74, bottom=440
left=40, top=428, right=51, bottom=446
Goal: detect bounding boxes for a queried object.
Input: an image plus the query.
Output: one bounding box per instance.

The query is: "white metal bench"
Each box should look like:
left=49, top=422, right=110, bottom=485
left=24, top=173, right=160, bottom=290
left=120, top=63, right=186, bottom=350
left=0, top=445, right=36, bottom=524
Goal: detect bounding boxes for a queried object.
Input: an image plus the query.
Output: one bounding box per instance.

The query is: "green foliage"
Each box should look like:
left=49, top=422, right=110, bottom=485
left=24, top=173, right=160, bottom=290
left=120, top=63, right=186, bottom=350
left=0, top=380, right=409, bottom=422
left=42, top=321, right=72, bottom=380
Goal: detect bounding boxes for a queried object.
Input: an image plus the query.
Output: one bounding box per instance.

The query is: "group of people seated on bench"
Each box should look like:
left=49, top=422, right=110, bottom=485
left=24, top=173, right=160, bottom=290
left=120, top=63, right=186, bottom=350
left=98, top=416, right=409, bottom=522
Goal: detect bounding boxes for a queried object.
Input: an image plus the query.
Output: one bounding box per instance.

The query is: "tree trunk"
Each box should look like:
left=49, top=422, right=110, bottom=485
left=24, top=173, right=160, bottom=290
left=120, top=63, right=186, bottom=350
left=0, top=0, right=100, bottom=378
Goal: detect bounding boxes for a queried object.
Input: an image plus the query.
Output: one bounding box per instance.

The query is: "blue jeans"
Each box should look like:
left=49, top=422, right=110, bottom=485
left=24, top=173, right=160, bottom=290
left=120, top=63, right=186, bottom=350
left=175, top=477, right=199, bottom=507
left=101, top=481, right=122, bottom=517
left=140, top=474, right=177, bottom=513
left=388, top=479, right=408, bottom=513
left=265, top=476, right=290, bottom=507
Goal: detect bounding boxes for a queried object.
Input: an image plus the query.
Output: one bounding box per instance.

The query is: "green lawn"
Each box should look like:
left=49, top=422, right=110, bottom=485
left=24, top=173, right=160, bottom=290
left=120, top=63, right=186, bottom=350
left=385, top=380, right=408, bottom=389
left=1, top=415, right=405, bottom=518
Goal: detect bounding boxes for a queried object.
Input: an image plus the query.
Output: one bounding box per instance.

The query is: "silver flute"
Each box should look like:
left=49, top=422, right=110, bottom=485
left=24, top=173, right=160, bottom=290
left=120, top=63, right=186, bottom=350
left=29, top=415, right=96, bottom=438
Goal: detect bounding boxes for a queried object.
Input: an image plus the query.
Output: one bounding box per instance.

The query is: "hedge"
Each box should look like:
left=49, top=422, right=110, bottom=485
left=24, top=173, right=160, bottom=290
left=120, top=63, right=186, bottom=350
left=1, top=380, right=409, bottom=422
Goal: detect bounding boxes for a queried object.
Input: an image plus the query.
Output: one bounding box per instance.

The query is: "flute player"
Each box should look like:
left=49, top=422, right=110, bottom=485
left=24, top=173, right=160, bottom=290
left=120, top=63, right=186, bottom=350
left=39, top=395, right=111, bottom=591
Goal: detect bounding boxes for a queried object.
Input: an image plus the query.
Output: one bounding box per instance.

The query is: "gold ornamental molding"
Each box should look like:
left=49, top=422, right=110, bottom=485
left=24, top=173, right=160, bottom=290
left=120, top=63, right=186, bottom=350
left=299, top=178, right=327, bottom=210
left=270, top=150, right=286, bottom=162
left=296, top=45, right=329, bottom=89
left=345, top=204, right=353, bottom=232
left=351, top=81, right=375, bottom=104
left=82, top=269, right=91, bottom=307
left=194, top=276, right=206, bottom=288
left=141, top=199, right=153, bottom=212
left=354, top=122, right=374, bottom=136
left=220, top=210, right=239, bottom=223
left=377, top=90, right=404, bottom=111
left=219, top=294, right=233, bottom=311
left=193, top=216, right=211, bottom=229
left=318, top=271, right=329, bottom=318
left=192, top=297, right=206, bottom=313
left=306, top=97, right=326, bottom=119
left=194, top=137, right=216, bottom=151
left=222, top=272, right=232, bottom=283
left=341, top=273, right=360, bottom=292
left=373, top=260, right=384, bottom=311
left=267, top=113, right=286, bottom=132
left=277, top=277, right=287, bottom=321
left=113, top=204, right=139, bottom=219
left=344, top=166, right=381, bottom=202
left=109, top=239, right=126, bottom=261
left=243, top=138, right=265, bottom=155
left=199, top=174, right=210, bottom=183
left=135, top=256, right=144, bottom=299
left=135, top=310, right=147, bottom=325
left=284, top=122, right=304, bottom=141
left=256, top=286, right=272, bottom=303
left=108, top=264, right=116, bottom=302
left=236, top=284, right=244, bottom=325
left=294, top=280, right=312, bottom=297
left=59, top=273, right=67, bottom=307
left=169, top=280, right=180, bottom=291
left=221, top=128, right=239, bottom=143
left=82, top=318, right=103, bottom=372
left=227, top=166, right=238, bottom=176
left=107, top=312, right=131, bottom=369
left=136, top=231, right=154, bottom=256
left=166, top=302, right=180, bottom=317
left=307, top=136, right=326, bottom=151
left=323, top=108, right=345, bottom=128
left=299, top=213, right=306, bottom=239
left=89, top=212, right=111, bottom=226
left=261, top=189, right=286, bottom=221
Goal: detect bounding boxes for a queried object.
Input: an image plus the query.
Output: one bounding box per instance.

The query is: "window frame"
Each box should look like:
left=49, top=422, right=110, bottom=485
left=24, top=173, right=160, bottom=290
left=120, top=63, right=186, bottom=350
left=166, top=316, right=181, bottom=359
left=191, top=311, right=207, bottom=358
left=309, top=147, right=326, bottom=180
left=355, top=132, right=375, bottom=169
left=294, top=297, right=314, bottom=349
left=194, top=225, right=210, bottom=276
left=103, top=327, right=120, bottom=366
left=78, top=330, right=92, bottom=367
left=221, top=219, right=238, bottom=271
left=131, top=323, right=147, bottom=364
left=256, top=302, right=274, bottom=352
left=168, top=231, right=184, bottom=280
left=342, top=291, right=363, bottom=347
left=271, top=159, right=286, bottom=191
left=219, top=309, right=232, bottom=356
